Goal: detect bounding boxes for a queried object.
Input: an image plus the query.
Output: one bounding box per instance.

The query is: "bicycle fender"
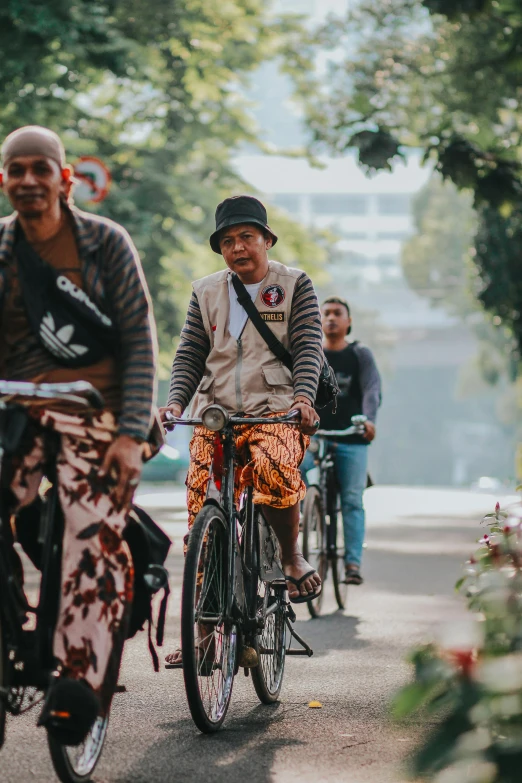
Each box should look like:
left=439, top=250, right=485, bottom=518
left=258, top=517, right=285, bottom=584
left=202, top=498, right=227, bottom=526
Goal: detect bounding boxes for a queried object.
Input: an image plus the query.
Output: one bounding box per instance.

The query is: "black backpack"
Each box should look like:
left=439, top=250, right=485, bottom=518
left=123, top=505, right=171, bottom=671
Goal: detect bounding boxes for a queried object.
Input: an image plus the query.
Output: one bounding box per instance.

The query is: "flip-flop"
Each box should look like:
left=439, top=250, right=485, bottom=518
left=164, top=649, right=183, bottom=670
left=284, top=569, right=322, bottom=604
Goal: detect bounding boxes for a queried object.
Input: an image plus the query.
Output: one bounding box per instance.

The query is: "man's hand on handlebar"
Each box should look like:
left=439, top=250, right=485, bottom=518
left=159, top=403, right=183, bottom=430
left=362, top=420, right=376, bottom=442
left=291, top=396, right=320, bottom=436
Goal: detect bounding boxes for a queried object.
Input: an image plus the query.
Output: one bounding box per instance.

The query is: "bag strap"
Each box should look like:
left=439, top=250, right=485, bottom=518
left=231, top=273, right=293, bottom=372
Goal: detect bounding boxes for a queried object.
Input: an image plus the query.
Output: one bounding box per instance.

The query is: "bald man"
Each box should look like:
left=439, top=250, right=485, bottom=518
left=0, top=126, right=158, bottom=744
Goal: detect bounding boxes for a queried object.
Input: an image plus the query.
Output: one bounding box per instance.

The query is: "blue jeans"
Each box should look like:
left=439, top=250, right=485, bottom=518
left=301, top=442, right=368, bottom=567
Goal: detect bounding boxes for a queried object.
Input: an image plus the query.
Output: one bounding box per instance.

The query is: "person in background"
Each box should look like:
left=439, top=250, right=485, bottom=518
left=302, top=296, right=381, bottom=585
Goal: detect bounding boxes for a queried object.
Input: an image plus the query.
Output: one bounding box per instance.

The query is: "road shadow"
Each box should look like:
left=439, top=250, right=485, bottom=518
left=291, top=612, right=367, bottom=658
left=114, top=703, right=303, bottom=783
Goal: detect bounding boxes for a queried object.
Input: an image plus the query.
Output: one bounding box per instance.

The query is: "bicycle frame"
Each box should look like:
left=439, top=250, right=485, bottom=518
left=306, top=414, right=367, bottom=560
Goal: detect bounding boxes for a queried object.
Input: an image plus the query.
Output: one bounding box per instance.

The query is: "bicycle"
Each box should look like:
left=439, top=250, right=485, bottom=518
left=301, top=414, right=367, bottom=618
left=0, top=380, right=118, bottom=783
left=165, top=404, right=313, bottom=734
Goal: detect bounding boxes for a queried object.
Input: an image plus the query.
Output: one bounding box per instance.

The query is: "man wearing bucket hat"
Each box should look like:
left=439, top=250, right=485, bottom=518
left=0, top=126, right=158, bottom=742
left=161, top=195, right=325, bottom=665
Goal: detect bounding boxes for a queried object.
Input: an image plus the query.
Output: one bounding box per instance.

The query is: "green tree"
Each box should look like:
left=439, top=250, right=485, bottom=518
left=286, top=0, right=522, bottom=357
left=0, top=1, right=328, bottom=372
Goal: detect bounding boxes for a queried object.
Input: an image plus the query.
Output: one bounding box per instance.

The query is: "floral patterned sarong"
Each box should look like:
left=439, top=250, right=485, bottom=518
left=8, top=408, right=133, bottom=692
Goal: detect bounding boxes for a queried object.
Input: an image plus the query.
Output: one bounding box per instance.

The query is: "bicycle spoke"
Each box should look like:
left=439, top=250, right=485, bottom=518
left=252, top=581, right=286, bottom=702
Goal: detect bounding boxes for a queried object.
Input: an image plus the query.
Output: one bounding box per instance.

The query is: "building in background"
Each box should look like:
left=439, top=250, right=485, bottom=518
left=235, top=153, right=428, bottom=286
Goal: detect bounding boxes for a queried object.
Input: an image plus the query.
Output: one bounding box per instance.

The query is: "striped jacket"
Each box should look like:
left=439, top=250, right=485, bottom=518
left=168, top=269, right=323, bottom=411
left=0, top=206, right=157, bottom=442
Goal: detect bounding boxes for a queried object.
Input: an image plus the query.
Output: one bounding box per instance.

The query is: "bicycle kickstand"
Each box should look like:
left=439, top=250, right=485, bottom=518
left=284, top=604, right=314, bottom=657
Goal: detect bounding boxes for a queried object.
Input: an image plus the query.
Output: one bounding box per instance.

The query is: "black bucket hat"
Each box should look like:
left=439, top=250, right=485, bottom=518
left=209, top=195, right=278, bottom=254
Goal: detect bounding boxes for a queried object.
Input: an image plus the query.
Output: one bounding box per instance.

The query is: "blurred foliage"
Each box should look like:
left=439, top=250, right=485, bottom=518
left=392, top=498, right=522, bottom=782
left=287, top=0, right=522, bottom=360
left=402, top=175, right=521, bottom=424
left=475, top=207, right=522, bottom=362
left=401, top=175, right=477, bottom=313
left=0, top=1, right=328, bottom=375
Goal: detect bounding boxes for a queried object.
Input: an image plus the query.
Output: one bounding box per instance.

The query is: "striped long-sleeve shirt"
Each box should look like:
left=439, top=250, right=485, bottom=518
left=168, top=271, right=323, bottom=410
left=0, top=206, right=157, bottom=442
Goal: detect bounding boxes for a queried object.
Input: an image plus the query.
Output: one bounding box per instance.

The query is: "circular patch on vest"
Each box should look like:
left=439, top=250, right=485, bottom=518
left=261, top=284, right=285, bottom=308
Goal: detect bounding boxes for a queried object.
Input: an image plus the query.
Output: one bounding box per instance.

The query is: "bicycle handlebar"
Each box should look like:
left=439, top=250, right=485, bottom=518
left=0, top=380, right=105, bottom=410
left=315, top=415, right=368, bottom=438
left=164, top=409, right=300, bottom=428
left=315, top=426, right=363, bottom=437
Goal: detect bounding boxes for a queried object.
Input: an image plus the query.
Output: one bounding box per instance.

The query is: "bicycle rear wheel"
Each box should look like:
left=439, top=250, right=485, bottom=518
left=48, top=580, right=128, bottom=782
left=48, top=712, right=109, bottom=783
left=181, top=505, right=237, bottom=733
left=251, top=582, right=286, bottom=703
left=302, top=486, right=327, bottom=618
left=330, top=503, right=348, bottom=610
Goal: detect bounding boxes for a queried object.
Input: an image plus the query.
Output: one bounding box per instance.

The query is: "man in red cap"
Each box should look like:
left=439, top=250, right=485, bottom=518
left=161, top=195, right=324, bottom=667
left=0, top=126, right=158, bottom=743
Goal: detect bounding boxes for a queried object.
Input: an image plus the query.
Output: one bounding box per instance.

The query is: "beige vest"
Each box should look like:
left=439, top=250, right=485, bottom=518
left=191, top=260, right=301, bottom=417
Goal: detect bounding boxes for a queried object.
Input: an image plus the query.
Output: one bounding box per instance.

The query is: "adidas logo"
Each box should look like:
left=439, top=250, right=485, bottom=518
left=40, top=313, right=89, bottom=361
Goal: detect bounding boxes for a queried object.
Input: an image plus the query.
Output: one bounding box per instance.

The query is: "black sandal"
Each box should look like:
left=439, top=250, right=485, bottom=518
left=344, top=566, right=363, bottom=585
left=284, top=569, right=322, bottom=604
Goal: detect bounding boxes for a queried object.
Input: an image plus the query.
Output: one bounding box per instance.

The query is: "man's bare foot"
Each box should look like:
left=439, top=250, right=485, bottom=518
left=165, top=649, right=182, bottom=665
left=283, top=554, right=321, bottom=600
left=165, top=623, right=216, bottom=666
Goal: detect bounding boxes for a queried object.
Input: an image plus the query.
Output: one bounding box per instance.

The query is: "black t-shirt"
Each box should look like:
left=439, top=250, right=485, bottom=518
left=319, top=343, right=365, bottom=444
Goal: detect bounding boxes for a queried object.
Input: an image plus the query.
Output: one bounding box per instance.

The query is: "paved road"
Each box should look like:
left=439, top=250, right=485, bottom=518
left=1, top=486, right=514, bottom=783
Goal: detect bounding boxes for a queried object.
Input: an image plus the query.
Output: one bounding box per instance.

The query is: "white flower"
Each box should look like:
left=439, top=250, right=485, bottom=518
left=437, top=618, right=484, bottom=653
left=433, top=759, right=496, bottom=783
left=476, top=654, right=522, bottom=693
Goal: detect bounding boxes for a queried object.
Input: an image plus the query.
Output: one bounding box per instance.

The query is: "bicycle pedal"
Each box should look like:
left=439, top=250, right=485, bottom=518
left=239, top=646, right=259, bottom=668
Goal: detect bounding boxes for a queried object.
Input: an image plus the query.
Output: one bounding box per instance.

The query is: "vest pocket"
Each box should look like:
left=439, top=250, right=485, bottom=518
left=262, top=365, right=293, bottom=412
left=197, top=374, right=215, bottom=398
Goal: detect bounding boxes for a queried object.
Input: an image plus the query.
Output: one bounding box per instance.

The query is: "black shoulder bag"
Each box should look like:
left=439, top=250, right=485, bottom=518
left=231, top=273, right=339, bottom=411
left=15, top=234, right=119, bottom=368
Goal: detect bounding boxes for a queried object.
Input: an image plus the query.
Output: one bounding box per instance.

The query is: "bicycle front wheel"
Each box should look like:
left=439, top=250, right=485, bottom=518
left=251, top=582, right=286, bottom=703
left=182, top=505, right=238, bottom=733
left=302, top=486, right=327, bottom=618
